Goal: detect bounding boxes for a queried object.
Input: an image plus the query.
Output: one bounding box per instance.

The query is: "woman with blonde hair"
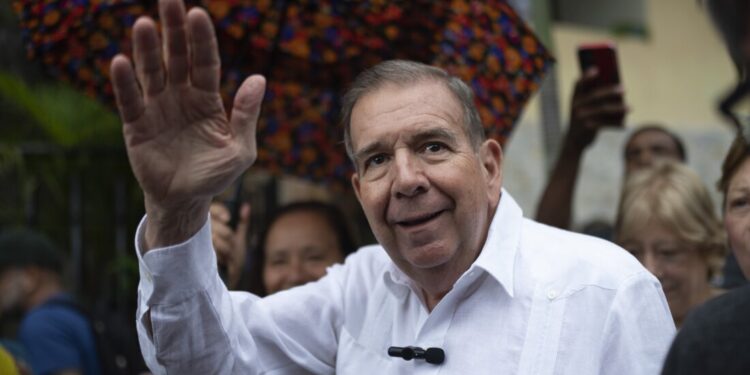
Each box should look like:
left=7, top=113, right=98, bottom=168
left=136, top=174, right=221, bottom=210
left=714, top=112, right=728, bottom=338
left=615, top=161, right=725, bottom=327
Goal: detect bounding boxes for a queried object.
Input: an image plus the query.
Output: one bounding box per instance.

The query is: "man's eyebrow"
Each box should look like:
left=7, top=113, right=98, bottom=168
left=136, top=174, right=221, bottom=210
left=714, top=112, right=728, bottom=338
left=407, top=127, right=458, bottom=145
left=353, top=141, right=386, bottom=162
left=353, top=127, right=459, bottom=162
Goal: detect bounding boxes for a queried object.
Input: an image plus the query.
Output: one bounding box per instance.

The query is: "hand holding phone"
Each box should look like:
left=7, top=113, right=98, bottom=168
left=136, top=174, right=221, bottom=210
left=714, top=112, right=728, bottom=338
left=565, top=42, right=628, bottom=148
left=578, top=43, right=621, bottom=87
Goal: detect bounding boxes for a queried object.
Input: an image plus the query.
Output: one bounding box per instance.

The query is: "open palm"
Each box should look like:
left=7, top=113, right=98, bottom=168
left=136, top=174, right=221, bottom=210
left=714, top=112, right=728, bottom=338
left=110, top=0, right=265, bottom=247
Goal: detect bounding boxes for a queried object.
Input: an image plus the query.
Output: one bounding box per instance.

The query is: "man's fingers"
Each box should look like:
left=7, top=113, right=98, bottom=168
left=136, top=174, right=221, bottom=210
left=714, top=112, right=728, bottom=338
left=159, top=0, right=190, bottom=86
left=572, top=68, right=599, bottom=96
left=110, top=54, right=145, bottom=124
left=577, top=104, right=628, bottom=127
left=235, top=203, right=252, bottom=241
left=230, top=75, right=267, bottom=158
left=240, top=203, right=251, bottom=221
left=213, top=236, right=232, bottom=258
left=187, top=8, right=220, bottom=92
left=212, top=219, right=234, bottom=240
left=573, top=85, right=624, bottom=108
left=133, top=17, right=165, bottom=97
left=210, top=202, right=230, bottom=222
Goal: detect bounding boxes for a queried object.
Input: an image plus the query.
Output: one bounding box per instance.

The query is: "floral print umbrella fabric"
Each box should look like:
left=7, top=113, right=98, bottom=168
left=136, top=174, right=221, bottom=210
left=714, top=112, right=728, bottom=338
left=13, top=0, right=553, bottom=187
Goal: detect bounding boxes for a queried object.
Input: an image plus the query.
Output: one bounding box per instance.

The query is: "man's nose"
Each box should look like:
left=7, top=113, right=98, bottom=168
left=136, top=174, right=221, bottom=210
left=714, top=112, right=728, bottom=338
left=638, top=150, right=654, bottom=168
left=392, top=151, right=428, bottom=198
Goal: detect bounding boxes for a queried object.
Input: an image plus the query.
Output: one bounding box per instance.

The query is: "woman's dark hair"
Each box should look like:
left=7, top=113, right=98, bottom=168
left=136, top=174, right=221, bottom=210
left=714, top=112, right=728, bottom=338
left=244, top=201, right=357, bottom=296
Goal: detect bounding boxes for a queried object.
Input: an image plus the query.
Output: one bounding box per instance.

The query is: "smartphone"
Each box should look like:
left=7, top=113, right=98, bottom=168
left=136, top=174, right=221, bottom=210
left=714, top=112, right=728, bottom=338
left=577, top=43, right=621, bottom=87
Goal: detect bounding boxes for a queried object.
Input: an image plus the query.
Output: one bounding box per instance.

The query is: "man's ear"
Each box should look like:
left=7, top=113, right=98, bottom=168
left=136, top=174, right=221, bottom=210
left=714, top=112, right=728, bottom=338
left=480, top=139, right=503, bottom=199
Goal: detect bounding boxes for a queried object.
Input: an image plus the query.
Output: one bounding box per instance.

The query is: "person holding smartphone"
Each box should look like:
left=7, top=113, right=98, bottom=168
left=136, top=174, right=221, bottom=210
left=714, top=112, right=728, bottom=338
left=536, top=44, right=687, bottom=234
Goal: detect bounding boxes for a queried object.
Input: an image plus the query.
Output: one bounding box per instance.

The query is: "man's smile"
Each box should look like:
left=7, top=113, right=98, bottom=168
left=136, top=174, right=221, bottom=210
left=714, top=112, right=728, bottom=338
left=394, top=209, right=446, bottom=228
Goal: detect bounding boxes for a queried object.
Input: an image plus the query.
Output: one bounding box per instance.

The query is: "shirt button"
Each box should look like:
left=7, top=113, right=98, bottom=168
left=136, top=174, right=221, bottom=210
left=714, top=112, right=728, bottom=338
left=547, top=289, right=558, bottom=300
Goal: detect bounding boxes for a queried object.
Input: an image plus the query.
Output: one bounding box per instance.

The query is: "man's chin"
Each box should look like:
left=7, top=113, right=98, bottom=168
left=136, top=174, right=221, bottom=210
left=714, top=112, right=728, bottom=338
left=402, top=243, right=456, bottom=270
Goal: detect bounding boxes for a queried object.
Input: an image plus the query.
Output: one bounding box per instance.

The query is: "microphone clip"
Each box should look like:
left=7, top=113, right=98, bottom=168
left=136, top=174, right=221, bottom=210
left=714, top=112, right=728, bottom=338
left=388, top=346, right=445, bottom=365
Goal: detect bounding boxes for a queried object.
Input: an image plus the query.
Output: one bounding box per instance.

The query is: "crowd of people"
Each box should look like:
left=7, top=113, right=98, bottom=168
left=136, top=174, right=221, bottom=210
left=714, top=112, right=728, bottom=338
left=1, top=0, right=750, bottom=373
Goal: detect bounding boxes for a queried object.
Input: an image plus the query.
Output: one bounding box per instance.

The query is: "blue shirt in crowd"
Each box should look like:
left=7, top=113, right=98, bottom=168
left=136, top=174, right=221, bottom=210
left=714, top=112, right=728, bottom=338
left=18, top=293, right=101, bottom=375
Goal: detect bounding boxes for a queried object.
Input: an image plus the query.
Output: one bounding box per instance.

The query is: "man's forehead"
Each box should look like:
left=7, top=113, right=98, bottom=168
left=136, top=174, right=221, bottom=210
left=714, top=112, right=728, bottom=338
left=356, top=79, right=452, bottom=108
left=349, top=80, right=461, bottom=138
left=626, top=130, right=677, bottom=149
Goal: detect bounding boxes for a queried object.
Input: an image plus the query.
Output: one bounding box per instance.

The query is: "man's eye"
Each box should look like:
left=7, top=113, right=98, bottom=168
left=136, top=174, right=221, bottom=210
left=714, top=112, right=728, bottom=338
left=365, top=154, right=388, bottom=168
left=424, top=142, right=445, bottom=153
left=651, top=146, right=669, bottom=156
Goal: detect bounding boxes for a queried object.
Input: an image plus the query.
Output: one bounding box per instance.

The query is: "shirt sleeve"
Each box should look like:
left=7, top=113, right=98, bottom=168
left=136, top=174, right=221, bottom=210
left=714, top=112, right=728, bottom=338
left=598, top=272, right=676, bottom=375
left=135, top=215, right=344, bottom=375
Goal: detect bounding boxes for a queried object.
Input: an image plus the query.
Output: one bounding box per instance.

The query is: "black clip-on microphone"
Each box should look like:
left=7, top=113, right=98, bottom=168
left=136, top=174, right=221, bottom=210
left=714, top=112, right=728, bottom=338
left=388, top=346, right=445, bottom=365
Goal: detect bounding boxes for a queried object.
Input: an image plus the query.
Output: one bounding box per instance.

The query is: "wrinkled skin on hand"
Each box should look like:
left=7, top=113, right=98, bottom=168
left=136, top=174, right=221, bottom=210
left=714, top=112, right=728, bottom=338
left=110, top=0, right=266, bottom=249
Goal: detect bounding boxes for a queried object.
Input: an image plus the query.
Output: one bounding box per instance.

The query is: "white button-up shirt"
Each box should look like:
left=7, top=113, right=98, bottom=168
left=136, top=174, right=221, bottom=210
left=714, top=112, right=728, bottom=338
left=135, top=191, right=675, bottom=374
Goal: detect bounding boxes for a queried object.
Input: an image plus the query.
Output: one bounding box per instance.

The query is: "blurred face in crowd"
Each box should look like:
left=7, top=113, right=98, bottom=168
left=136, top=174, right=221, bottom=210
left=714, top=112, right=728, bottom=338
left=619, top=221, right=713, bottom=326
left=0, top=268, right=30, bottom=315
left=624, top=129, right=682, bottom=174
left=350, top=80, right=502, bottom=287
left=724, top=157, right=750, bottom=278
left=262, top=210, right=344, bottom=294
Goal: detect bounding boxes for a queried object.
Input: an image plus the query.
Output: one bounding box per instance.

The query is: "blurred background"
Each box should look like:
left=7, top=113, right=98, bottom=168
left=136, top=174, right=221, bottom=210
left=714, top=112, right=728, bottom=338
left=504, top=0, right=735, bottom=229
left=0, top=0, right=736, bottom=336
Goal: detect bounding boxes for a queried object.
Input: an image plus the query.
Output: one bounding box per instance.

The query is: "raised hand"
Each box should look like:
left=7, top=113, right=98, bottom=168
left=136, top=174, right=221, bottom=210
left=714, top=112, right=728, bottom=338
left=535, top=68, right=627, bottom=229
left=565, top=68, right=627, bottom=150
left=110, top=0, right=266, bottom=250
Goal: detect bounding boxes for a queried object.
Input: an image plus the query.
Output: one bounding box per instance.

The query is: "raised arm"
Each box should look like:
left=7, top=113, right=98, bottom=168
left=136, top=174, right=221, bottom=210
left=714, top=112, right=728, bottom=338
left=110, top=0, right=265, bottom=251
left=535, top=69, right=626, bottom=229
left=113, top=3, right=351, bottom=374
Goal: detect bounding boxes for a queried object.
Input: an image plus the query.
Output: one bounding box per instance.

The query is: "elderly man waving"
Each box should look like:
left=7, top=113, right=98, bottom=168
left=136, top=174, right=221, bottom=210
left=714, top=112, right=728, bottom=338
left=111, top=0, right=675, bottom=373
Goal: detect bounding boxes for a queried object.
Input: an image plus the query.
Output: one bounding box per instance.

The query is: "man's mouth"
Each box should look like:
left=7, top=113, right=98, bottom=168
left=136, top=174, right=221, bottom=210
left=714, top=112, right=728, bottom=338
left=396, top=210, right=445, bottom=227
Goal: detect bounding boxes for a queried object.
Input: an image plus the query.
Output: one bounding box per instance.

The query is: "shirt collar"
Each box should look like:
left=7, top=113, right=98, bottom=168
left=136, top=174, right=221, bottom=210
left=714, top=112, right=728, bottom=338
left=383, top=188, right=522, bottom=299
left=383, top=260, right=414, bottom=299
left=472, top=188, right=522, bottom=298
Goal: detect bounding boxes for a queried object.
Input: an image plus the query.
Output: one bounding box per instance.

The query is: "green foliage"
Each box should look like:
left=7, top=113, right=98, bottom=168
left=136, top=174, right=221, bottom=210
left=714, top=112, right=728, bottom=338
left=0, top=71, right=121, bottom=147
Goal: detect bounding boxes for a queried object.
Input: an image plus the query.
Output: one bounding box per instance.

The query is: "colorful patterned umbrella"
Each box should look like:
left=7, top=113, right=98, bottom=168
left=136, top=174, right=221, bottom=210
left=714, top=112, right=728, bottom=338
left=12, top=0, right=553, bottom=187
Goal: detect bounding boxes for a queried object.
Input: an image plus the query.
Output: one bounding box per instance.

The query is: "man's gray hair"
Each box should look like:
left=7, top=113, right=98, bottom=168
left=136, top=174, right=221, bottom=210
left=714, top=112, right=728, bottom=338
left=341, top=60, right=486, bottom=161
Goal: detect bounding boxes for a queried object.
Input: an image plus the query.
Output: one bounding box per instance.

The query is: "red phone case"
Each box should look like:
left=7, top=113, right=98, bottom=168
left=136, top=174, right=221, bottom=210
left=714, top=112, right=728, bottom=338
left=577, top=43, right=621, bottom=86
